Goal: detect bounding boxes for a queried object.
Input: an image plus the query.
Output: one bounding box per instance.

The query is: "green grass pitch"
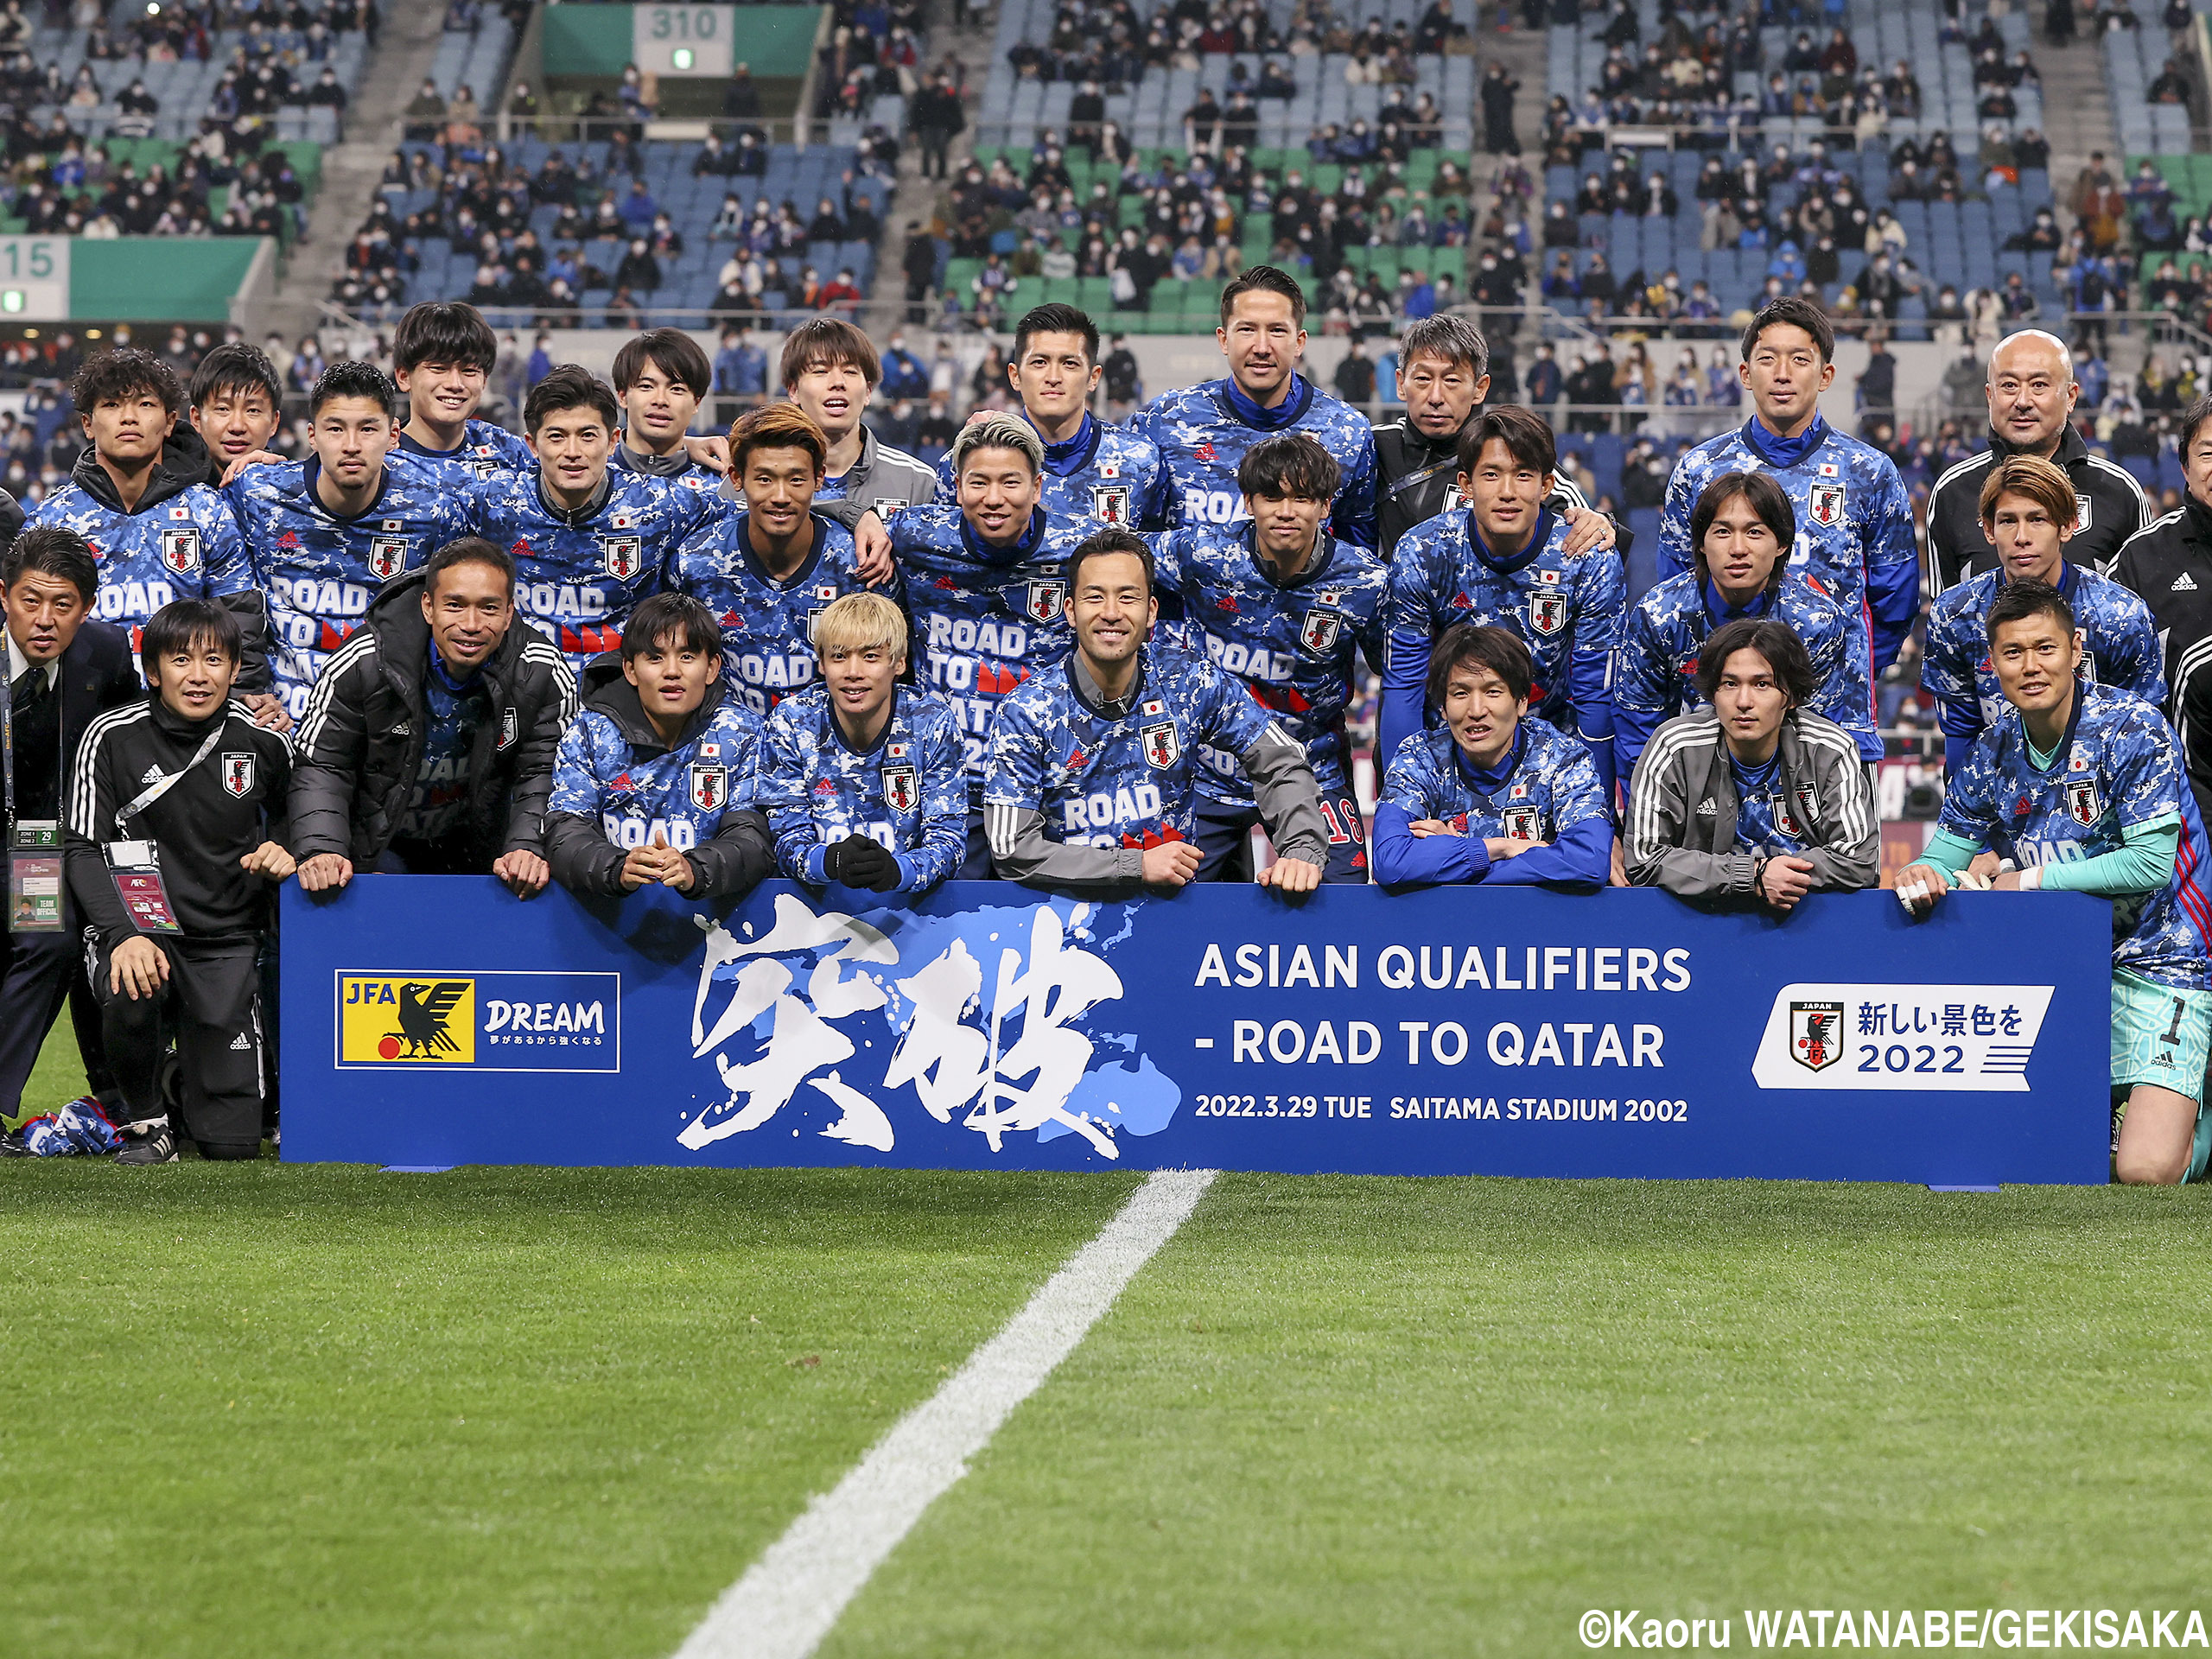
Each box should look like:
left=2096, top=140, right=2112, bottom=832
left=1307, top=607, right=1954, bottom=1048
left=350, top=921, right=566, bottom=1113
left=5, top=1034, right=2209, bottom=1655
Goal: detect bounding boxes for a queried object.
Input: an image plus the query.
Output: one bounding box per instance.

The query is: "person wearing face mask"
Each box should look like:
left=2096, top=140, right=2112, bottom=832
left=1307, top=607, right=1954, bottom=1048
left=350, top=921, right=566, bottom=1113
left=1624, top=615, right=1878, bottom=908
left=543, top=593, right=772, bottom=901
left=1923, top=329, right=2149, bottom=594
left=1370, top=314, right=1618, bottom=565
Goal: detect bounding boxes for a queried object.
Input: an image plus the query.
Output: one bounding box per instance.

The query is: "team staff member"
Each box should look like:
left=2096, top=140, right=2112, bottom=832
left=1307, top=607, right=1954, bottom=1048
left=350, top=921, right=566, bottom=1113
left=1658, top=298, right=1917, bottom=766
left=461, top=366, right=722, bottom=674
left=758, top=593, right=968, bottom=898
left=1924, top=330, right=2148, bottom=593
left=935, top=303, right=1177, bottom=530
left=228, top=361, right=475, bottom=720
left=1370, top=313, right=1614, bottom=563
left=0, top=530, right=139, bottom=1128
left=610, top=327, right=721, bottom=489
left=29, top=349, right=279, bottom=724
left=1625, top=617, right=1878, bottom=907
left=1924, top=454, right=2162, bottom=778
left=1147, top=432, right=1386, bottom=883
left=985, top=528, right=1327, bottom=897
left=64, top=601, right=293, bottom=1164
left=1615, top=470, right=1859, bottom=784
left=668, top=403, right=889, bottom=715
left=545, top=593, right=773, bottom=899
left=1372, top=623, right=1611, bottom=892
left=1382, top=404, right=1626, bottom=798
left=884, top=414, right=1101, bottom=874
left=2113, top=393, right=2212, bottom=784
left=753, top=317, right=938, bottom=514
left=290, top=537, right=576, bottom=893
left=1128, top=267, right=1379, bottom=548
left=1898, top=580, right=2212, bottom=1186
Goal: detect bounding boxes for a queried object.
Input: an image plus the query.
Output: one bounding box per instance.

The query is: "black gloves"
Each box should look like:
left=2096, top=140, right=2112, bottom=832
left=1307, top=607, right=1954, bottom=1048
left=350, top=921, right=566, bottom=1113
left=823, top=833, right=902, bottom=893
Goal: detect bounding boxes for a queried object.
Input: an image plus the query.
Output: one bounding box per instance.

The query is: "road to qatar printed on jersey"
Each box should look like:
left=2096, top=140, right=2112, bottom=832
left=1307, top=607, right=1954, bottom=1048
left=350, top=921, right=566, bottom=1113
left=282, top=883, right=2110, bottom=1183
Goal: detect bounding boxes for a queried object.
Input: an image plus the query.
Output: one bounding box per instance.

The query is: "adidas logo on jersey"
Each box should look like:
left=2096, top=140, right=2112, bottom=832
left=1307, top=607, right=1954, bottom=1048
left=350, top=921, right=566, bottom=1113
left=2174, top=573, right=2199, bottom=591
left=1696, top=798, right=1718, bottom=816
left=229, top=1032, right=252, bottom=1051
left=142, top=765, right=165, bottom=784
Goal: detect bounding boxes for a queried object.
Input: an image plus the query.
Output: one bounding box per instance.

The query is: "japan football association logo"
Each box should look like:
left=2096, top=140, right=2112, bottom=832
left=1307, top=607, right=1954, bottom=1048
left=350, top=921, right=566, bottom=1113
left=158, top=527, right=202, bottom=575
left=221, top=752, right=254, bottom=798
left=1529, top=591, right=1568, bottom=637
left=883, top=763, right=919, bottom=814
left=600, top=536, right=645, bottom=580
left=2067, top=779, right=2103, bottom=825
left=1090, top=483, right=1132, bottom=524
left=1808, top=481, right=1846, bottom=527
left=1300, top=608, right=1343, bottom=653
left=1500, top=804, right=1541, bottom=841
left=2075, top=493, right=2092, bottom=532
left=689, top=762, right=729, bottom=814
left=1789, top=999, right=1845, bottom=1071
left=1141, top=720, right=1180, bottom=769
left=498, top=707, right=518, bottom=751
left=366, top=534, right=410, bottom=582
left=1025, top=579, right=1066, bottom=624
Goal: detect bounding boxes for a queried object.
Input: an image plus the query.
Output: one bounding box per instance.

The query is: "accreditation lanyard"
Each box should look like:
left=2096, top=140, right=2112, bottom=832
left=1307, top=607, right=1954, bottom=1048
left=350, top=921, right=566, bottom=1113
left=100, top=715, right=228, bottom=937
left=2, top=662, right=63, bottom=933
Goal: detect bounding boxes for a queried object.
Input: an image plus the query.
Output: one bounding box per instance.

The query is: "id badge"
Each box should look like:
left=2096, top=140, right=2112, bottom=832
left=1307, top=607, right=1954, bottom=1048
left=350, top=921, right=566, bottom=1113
left=8, top=819, right=61, bottom=933
left=104, top=840, right=183, bottom=935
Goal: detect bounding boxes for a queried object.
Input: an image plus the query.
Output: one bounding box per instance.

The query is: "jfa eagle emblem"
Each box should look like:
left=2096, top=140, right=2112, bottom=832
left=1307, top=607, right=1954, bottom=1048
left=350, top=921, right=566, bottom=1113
left=2067, top=778, right=2103, bottom=825
left=1529, top=591, right=1568, bottom=636
left=366, top=534, right=410, bottom=582
left=689, top=741, right=730, bottom=813
left=157, top=526, right=202, bottom=575
left=882, top=741, right=919, bottom=813
left=1090, top=483, right=1133, bottom=524
left=220, top=752, right=254, bottom=797
left=1025, top=578, right=1066, bottom=623
left=1789, top=999, right=1845, bottom=1071
left=1141, top=719, right=1180, bottom=769
left=1300, top=607, right=1343, bottom=653
left=1500, top=804, right=1541, bottom=841
left=1808, top=481, right=1847, bottom=527
left=600, top=535, right=645, bottom=580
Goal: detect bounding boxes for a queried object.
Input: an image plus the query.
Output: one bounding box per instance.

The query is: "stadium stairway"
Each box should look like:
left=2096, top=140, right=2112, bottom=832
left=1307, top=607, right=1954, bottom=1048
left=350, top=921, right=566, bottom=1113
left=261, top=3, right=471, bottom=343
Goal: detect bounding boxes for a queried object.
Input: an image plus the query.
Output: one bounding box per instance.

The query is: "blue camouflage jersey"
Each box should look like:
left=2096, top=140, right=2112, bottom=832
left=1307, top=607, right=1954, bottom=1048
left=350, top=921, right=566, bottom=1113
left=227, top=452, right=476, bottom=719
left=1615, top=570, right=1862, bottom=784
left=933, top=411, right=1177, bottom=530
left=1729, top=750, right=1812, bottom=855
left=890, top=504, right=1097, bottom=795
left=1380, top=505, right=1625, bottom=794
left=397, top=418, right=536, bottom=480
left=1658, top=418, right=1918, bottom=762
left=462, top=468, right=723, bottom=670
left=29, top=476, right=256, bottom=646
left=1941, top=683, right=2212, bottom=988
left=1150, top=523, right=1387, bottom=803
left=666, top=508, right=889, bottom=715
left=984, top=645, right=1289, bottom=849
left=756, top=683, right=968, bottom=893
left=1923, top=563, right=2165, bottom=774
left=547, top=698, right=763, bottom=851
left=1380, top=716, right=1611, bottom=844
left=1127, top=376, right=1378, bottom=547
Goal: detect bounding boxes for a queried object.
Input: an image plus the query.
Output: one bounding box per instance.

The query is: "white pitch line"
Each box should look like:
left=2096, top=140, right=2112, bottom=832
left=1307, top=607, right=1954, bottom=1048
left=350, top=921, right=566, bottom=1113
left=672, top=1166, right=1218, bottom=1659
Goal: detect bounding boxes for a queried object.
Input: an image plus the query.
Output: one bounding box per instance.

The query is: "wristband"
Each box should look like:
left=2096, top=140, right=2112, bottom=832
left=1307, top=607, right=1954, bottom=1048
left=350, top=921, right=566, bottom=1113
left=2018, top=863, right=2043, bottom=891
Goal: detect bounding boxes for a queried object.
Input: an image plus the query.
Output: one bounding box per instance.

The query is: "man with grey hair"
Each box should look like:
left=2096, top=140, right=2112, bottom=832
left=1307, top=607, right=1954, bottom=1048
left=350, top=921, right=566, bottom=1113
left=1370, top=311, right=1621, bottom=563
left=880, top=411, right=1104, bottom=876
left=1924, top=327, right=2150, bottom=592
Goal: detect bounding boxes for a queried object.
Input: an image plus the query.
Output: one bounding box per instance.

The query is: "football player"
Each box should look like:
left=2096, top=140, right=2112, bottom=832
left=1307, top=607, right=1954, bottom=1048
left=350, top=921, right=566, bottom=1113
left=770, top=316, right=938, bottom=512
left=609, top=327, right=721, bottom=490
left=391, top=301, right=538, bottom=478
left=188, top=340, right=286, bottom=484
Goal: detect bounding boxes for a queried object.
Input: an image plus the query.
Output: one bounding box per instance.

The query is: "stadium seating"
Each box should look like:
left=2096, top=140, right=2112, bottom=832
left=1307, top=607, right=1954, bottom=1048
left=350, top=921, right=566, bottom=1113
left=427, top=8, right=523, bottom=107
left=2104, top=24, right=2192, bottom=159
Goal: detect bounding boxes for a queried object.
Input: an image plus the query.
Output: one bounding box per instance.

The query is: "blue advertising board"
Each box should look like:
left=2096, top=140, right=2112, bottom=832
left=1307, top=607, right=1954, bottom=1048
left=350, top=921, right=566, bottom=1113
left=281, top=880, right=2113, bottom=1183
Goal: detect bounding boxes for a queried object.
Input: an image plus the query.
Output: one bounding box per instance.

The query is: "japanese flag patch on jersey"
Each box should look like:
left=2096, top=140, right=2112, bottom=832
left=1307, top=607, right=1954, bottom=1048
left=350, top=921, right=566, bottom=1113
left=883, top=741, right=919, bottom=813
left=158, top=526, right=201, bottom=575
left=221, top=752, right=254, bottom=797
left=689, top=744, right=729, bottom=813
left=601, top=536, right=645, bottom=580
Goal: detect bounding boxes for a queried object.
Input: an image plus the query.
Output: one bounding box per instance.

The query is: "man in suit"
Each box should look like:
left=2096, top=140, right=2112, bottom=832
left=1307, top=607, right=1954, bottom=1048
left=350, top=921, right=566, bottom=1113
left=0, top=527, right=142, bottom=1128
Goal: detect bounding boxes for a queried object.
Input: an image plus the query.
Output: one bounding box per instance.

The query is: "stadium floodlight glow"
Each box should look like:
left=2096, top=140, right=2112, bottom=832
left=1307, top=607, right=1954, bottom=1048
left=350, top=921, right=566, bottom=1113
left=671, top=46, right=695, bottom=69
left=0, top=291, right=22, bottom=315
left=146, top=2, right=159, bottom=13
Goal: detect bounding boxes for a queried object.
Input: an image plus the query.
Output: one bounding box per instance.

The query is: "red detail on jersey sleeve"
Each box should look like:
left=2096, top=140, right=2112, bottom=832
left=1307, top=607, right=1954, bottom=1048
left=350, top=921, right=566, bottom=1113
left=1249, top=681, right=1313, bottom=714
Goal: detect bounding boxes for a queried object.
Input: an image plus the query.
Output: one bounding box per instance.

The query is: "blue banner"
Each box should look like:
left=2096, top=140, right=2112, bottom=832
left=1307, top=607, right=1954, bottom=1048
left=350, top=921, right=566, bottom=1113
left=280, top=880, right=2113, bottom=1184
left=285, top=875, right=2114, bottom=1185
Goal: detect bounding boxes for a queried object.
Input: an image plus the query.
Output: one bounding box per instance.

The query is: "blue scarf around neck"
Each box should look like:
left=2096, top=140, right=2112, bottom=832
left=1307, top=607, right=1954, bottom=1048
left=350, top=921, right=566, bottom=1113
left=1220, top=373, right=1313, bottom=431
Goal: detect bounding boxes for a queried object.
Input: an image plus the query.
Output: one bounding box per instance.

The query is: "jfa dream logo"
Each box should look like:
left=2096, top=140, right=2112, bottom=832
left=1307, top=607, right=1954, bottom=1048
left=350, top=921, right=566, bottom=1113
left=336, top=971, right=622, bottom=1072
